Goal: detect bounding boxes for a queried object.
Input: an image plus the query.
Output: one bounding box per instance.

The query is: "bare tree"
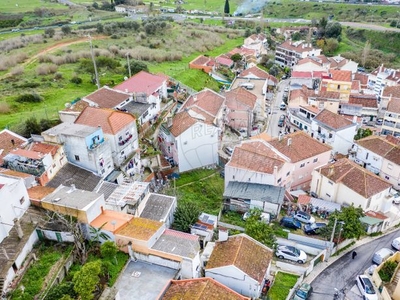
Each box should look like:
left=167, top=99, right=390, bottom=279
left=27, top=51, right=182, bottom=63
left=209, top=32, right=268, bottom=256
left=362, top=40, right=371, bottom=68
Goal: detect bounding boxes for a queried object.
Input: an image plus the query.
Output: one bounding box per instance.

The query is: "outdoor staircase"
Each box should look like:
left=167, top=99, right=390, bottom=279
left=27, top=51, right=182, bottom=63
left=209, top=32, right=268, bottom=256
left=0, top=277, right=4, bottom=297
left=393, top=270, right=400, bottom=286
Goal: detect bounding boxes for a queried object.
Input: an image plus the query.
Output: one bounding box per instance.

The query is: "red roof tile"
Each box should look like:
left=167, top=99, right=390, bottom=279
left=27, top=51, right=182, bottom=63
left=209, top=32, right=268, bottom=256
left=216, top=55, right=234, bottom=67
left=328, top=69, right=352, bottom=82
left=84, top=86, right=130, bottom=108
left=10, top=149, right=45, bottom=160
left=29, top=142, right=60, bottom=157
left=387, top=98, right=400, bottom=114
left=0, top=129, right=27, bottom=162
left=225, top=87, right=257, bottom=109
left=190, top=55, right=214, bottom=66
left=181, top=89, right=225, bottom=118
left=348, top=94, right=378, bottom=108
left=114, top=71, right=167, bottom=95
left=314, top=109, right=354, bottom=130
left=354, top=73, right=369, bottom=86
left=206, top=234, right=273, bottom=284
left=298, top=194, right=311, bottom=205
left=169, top=110, right=200, bottom=137
left=382, top=85, right=400, bottom=99
left=319, top=158, right=391, bottom=198
left=268, top=131, right=331, bottom=163
left=240, top=66, right=270, bottom=80
left=75, top=107, right=136, bottom=135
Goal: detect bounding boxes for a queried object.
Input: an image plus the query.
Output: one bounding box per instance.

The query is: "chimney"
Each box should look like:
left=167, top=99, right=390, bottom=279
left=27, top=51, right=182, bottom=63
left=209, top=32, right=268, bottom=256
left=218, top=228, right=228, bottom=242
left=278, top=133, right=283, bottom=142
left=11, top=139, right=15, bottom=147
left=328, top=166, right=334, bottom=177
left=352, top=115, right=357, bottom=124
left=193, top=95, right=197, bottom=102
left=287, top=138, right=292, bottom=146
left=273, top=165, right=278, bottom=178
left=14, top=218, right=23, bottom=239
left=167, top=117, right=173, bottom=128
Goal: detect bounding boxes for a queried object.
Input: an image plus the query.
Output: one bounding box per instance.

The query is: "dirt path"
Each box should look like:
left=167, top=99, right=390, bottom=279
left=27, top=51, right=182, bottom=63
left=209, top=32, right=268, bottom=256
left=0, top=35, right=106, bottom=80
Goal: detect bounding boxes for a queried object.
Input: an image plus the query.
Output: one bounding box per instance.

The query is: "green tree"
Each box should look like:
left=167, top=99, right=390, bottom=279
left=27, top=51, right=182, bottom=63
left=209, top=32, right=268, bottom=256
left=269, top=65, right=280, bottom=77
left=324, top=38, right=339, bottom=54
left=100, top=241, right=118, bottom=261
left=224, top=0, right=230, bottom=15
left=125, top=60, right=149, bottom=76
left=23, top=117, right=41, bottom=137
left=320, top=205, right=365, bottom=241
left=325, top=22, right=342, bottom=39
left=173, top=202, right=200, bottom=233
left=90, top=222, right=111, bottom=245
left=354, top=128, right=373, bottom=140
left=244, top=208, right=276, bottom=248
left=46, top=282, right=77, bottom=300
left=230, top=53, right=242, bottom=62
left=73, top=260, right=102, bottom=300
left=61, top=25, right=71, bottom=35
left=44, top=28, right=55, bottom=37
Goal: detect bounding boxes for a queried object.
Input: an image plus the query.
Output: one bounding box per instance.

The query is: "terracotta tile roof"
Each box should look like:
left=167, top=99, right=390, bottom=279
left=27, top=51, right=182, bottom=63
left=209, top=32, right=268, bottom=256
left=291, top=71, right=313, bottom=78
left=74, top=107, right=135, bottom=135
left=227, top=140, right=287, bottom=174
left=83, top=86, right=130, bottom=108
left=354, top=73, right=369, bottom=86
left=115, top=217, right=163, bottom=241
left=0, top=168, right=33, bottom=178
left=386, top=70, right=400, bottom=84
left=90, top=209, right=133, bottom=233
left=161, top=277, right=250, bottom=300
left=229, top=47, right=256, bottom=57
left=0, top=129, right=27, bottom=163
left=268, top=131, right=331, bottom=163
left=190, top=55, right=214, bottom=66
left=28, top=186, right=56, bottom=200
left=240, top=66, right=270, bottom=80
left=62, top=99, right=89, bottom=112
left=356, top=135, right=395, bottom=158
left=216, top=54, right=234, bottom=67
left=313, top=109, right=354, bottom=131
left=114, top=70, right=168, bottom=95
left=225, top=87, right=257, bottom=109
left=316, top=54, right=330, bottom=64
left=169, top=110, right=201, bottom=137
left=387, top=98, right=400, bottom=114
left=328, top=69, right=352, bottom=82
left=314, top=90, right=341, bottom=101
left=180, top=89, right=225, bottom=118
left=300, top=105, right=320, bottom=115
left=298, top=194, right=311, bottom=205
left=29, top=142, right=60, bottom=157
left=250, top=132, right=272, bottom=141
left=382, top=85, right=400, bottom=99
left=365, top=211, right=388, bottom=220
left=205, top=234, right=273, bottom=284
left=351, top=80, right=360, bottom=91
left=319, top=158, right=391, bottom=198
left=348, top=94, right=377, bottom=108
left=296, top=57, right=323, bottom=67
left=9, top=149, right=45, bottom=160
left=278, top=40, right=318, bottom=54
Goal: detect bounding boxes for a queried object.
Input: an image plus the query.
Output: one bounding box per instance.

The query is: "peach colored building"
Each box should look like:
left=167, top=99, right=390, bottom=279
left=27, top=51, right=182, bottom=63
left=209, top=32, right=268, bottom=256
left=189, top=55, right=215, bottom=73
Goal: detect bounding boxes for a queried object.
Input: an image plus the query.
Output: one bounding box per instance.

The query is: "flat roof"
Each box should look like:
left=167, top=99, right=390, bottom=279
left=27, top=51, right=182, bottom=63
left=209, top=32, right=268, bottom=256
left=115, top=260, right=177, bottom=300
left=115, top=217, right=163, bottom=241
left=42, top=185, right=101, bottom=209
left=140, top=193, right=176, bottom=222
left=230, top=77, right=266, bottom=101
left=90, top=209, right=133, bottom=232
left=151, top=229, right=199, bottom=259
left=42, top=122, right=98, bottom=138
left=224, top=181, right=285, bottom=204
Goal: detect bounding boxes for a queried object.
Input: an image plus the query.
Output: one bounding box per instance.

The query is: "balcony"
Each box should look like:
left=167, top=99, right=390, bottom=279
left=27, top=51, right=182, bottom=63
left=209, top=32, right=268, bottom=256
left=118, top=134, right=133, bottom=147
left=88, top=138, right=105, bottom=150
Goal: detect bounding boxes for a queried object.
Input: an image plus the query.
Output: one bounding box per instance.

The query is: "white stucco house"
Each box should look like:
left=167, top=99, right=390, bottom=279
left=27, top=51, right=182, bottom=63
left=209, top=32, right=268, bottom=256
left=74, top=107, right=139, bottom=169
left=205, top=234, right=273, bottom=299
left=224, top=139, right=294, bottom=189
left=158, top=89, right=225, bottom=172
left=310, top=158, right=393, bottom=213
left=311, top=109, right=357, bottom=155
left=351, top=135, right=400, bottom=189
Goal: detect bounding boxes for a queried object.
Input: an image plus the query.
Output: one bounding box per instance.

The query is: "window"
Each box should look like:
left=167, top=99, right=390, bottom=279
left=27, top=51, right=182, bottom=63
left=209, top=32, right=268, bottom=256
left=20, top=197, right=25, bottom=205
left=328, top=133, right=333, bottom=139
left=385, top=175, right=390, bottom=180
left=313, top=158, right=318, bottom=163
left=119, top=136, right=123, bottom=141
left=337, top=85, right=341, bottom=90
left=126, top=130, right=130, bottom=135
left=300, top=163, right=305, bottom=168
left=286, top=171, right=290, bottom=176
left=326, top=193, right=331, bottom=198
left=328, top=181, right=333, bottom=185
left=366, top=153, right=369, bottom=160
left=74, top=155, right=80, bottom=161
left=232, top=175, right=235, bottom=180
left=277, top=178, right=282, bottom=183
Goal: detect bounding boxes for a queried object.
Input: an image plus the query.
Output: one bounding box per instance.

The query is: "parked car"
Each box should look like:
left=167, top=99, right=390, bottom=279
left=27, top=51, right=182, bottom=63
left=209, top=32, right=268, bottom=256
left=294, top=211, right=315, bottom=224
left=372, top=248, right=394, bottom=265
left=224, top=146, right=233, bottom=156
left=293, top=282, right=313, bottom=300
left=356, top=275, right=378, bottom=300
left=392, top=237, right=400, bottom=250
left=375, top=118, right=383, bottom=126
left=278, top=115, right=285, bottom=127
left=392, top=191, right=400, bottom=204
left=279, top=102, right=287, bottom=110
left=303, top=222, right=327, bottom=235
left=280, top=216, right=302, bottom=230
left=275, top=245, right=307, bottom=264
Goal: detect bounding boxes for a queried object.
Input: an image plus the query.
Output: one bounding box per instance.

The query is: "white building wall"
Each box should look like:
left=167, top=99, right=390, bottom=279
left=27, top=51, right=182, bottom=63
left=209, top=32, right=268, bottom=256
left=109, top=121, right=139, bottom=167
left=83, top=195, right=106, bottom=224
left=332, top=126, right=357, bottom=155
left=176, top=123, right=219, bottom=173
left=0, top=177, right=30, bottom=243
left=354, top=146, right=382, bottom=174
left=181, top=253, right=201, bottom=279
left=205, top=265, right=261, bottom=298
left=380, top=158, right=400, bottom=189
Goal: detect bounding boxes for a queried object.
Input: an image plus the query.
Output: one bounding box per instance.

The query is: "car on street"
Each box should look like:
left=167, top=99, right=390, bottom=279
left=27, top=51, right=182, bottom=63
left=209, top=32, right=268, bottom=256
left=279, top=102, right=287, bottom=110
left=224, top=146, right=233, bottom=156
left=294, top=211, right=315, bottom=224
left=278, top=115, right=285, bottom=127
left=392, top=237, right=400, bottom=250
left=392, top=191, right=400, bottom=204
left=293, top=282, right=313, bottom=300
left=303, top=222, right=327, bottom=235
left=280, top=216, right=302, bottom=230
left=356, top=275, right=378, bottom=300
left=275, top=245, right=307, bottom=264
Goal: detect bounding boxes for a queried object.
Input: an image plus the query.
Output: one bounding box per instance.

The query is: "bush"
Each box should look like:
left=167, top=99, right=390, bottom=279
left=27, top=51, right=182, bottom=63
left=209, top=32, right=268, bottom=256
left=15, top=93, right=43, bottom=103
left=70, top=76, right=82, bottom=84
left=45, top=282, right=77, bottom=300
left=379, top=261, right=397, bottom=282
left=10, top=66, right=24, bottom=76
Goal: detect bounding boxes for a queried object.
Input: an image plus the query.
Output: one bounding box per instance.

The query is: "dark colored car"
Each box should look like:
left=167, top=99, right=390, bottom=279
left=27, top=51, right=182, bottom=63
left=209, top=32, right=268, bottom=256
left=280, top=217, right=302, bottom=230
left=278, top=115, right=285, bottom=127
left=293, top=283, right=313, bottom=300
left=303, top=222, right=327, bottom=235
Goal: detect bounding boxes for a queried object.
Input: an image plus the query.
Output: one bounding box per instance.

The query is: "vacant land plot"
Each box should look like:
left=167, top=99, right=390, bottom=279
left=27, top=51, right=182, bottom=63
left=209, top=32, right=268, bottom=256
left=0, top=0, right=67, bottom=13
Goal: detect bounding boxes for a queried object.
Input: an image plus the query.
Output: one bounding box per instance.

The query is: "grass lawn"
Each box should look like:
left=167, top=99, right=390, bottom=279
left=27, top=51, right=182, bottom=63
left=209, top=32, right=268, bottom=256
left=0, top=0, right=67, bottom=13
left=268, top=272, right=299, bottom=300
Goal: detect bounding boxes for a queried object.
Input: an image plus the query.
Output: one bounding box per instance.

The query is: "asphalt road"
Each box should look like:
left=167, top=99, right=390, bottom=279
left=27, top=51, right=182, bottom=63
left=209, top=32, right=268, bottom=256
left=266, top=80, right=289, bottom=138
left=310, top=229, right=400, bottom=300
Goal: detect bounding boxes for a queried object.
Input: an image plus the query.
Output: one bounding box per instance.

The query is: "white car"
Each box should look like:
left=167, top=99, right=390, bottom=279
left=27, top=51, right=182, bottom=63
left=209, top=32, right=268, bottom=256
left=392, top=237, right=400, bottom=250
left=356, top=275, right=378, bottom=300
left=275, top=245, right=307, bottom=264
left=392, top=192, right=400, bottom=204
left=294, top=211, right=315, bottom=224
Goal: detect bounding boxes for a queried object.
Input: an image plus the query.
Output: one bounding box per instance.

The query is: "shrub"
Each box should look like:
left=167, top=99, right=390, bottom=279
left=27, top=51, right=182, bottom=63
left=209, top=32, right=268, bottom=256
left=10, top=65, right=24, bottom=76
left=15, top=93, right=43, bottom=103
left=379, top=261, right=397, bottom=282
left=36, top=64, right=58, bottom=75
left=54, top=72, right=63, bottom=80
left=0, top=102, right=11, bottom=113
left=70, top=76, right=82, bottom=84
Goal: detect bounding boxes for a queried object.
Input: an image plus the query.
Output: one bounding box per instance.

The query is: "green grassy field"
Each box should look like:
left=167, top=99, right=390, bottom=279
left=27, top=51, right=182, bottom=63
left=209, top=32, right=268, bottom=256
left=0, top=0, right=67, bottom=13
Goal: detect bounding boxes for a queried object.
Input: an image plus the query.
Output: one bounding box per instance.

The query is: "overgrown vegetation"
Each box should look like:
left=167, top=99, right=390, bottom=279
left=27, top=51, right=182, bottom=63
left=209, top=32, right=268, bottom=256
left=268, top=272, right=299, bottom=300
left=379, top=261, right=397, bottom=283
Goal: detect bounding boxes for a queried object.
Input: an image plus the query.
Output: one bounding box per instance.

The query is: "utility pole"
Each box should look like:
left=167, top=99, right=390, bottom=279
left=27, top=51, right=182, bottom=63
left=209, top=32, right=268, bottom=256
left=88, top=34, right=100, bottom=89
left=126, top=52, right=132, bottom=78
left=330, top=217, right=338, bottom=245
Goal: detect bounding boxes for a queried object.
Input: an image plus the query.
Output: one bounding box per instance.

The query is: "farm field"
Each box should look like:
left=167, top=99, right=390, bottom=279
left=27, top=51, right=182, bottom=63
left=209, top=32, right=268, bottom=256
left=0, top=0, right=67, bottom=13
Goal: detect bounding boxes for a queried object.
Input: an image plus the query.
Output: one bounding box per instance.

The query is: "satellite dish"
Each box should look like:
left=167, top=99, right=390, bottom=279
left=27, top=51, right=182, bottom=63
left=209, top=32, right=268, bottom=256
left=124, top=76, right=128, bottom=81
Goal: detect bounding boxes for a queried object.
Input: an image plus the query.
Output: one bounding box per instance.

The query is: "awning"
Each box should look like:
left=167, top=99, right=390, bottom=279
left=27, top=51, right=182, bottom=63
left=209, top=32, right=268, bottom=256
left=298, top=196, right=341, bottom=213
